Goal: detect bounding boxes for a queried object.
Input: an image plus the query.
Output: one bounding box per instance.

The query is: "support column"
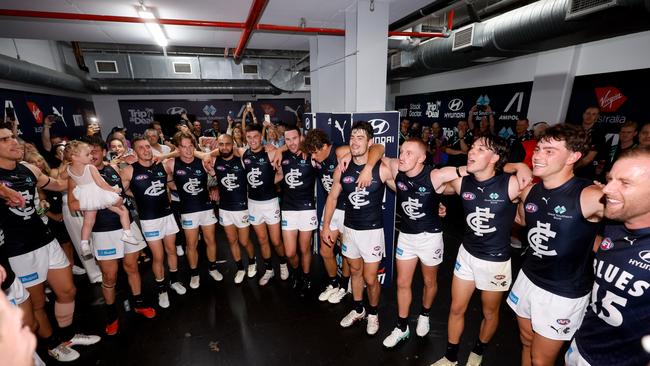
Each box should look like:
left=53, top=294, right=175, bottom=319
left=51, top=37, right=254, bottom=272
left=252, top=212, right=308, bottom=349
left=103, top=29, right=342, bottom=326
left=309, top=36, right=345, bottom=113
left=345, top=0, right=389, bottom=112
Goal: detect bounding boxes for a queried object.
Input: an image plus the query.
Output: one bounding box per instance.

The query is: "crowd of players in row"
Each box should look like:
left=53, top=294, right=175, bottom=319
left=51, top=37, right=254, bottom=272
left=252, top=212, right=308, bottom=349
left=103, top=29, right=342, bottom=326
left=0, top=117, right=649, bottom=366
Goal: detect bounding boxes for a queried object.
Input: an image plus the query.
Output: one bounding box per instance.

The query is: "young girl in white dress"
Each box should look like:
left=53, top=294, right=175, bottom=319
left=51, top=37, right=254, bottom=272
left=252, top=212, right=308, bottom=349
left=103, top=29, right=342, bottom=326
left=64, top=141, right=137, bottom=257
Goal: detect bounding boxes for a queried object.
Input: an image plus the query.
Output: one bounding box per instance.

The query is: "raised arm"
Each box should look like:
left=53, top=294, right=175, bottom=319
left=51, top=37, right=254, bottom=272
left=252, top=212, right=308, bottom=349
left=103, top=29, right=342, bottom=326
left=321, top=169, right=343, bottom=247
left=431, top=166, right=468, bottom=193
left=41, top=116, right=54, bottom=152
left=24, top=163, right=67, bottom=192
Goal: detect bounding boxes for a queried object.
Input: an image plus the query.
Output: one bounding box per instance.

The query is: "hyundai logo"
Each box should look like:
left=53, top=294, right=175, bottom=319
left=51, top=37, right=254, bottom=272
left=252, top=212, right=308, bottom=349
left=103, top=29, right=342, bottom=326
left=368, top=119, right=390, bottom=135
left=448, top=99, right=464, bottom=112
left=639, top=250, right=650, bottom=264
left=167, top=107, right=187, bottom=115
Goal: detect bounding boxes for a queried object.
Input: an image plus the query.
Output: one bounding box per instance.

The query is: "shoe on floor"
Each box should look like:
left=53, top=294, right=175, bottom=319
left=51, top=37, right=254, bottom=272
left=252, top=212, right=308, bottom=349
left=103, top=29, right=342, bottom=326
left=416, top=314, right=430, bottom=337
left=158, top=291, right=170, bottom=308
left=176, top=245, right=185, bottom=256
left=247, top=263, right=257, bottom=278
left=318, top=285, right=339, bottom=302
left=170, top=282, right=187, bottom=295
left=259, top=269, right=274, bottom=286
left=366, top=314, right=380, bottom=335
left=67, top=333, right=101, bottom=346
left=105, top=319, right=118, bottom=336
left=279, top=263, right=289, bottom=280
left=234, top=270, right=245, bottom=284
left=466, top=352, right=483, bottom=366
left=340, top=309, right=366, bottom=328
left=328, top=288, right=348, bottom=304
left=189, top=275, right=200, bottom=289
left=134, top=306, right=157, bottom=318
left=430, top=357, right=458, bottom=366
left=48, top=343, right=79, bottom=362
left=383, top=326, right=410, bottom=348
left=209, top=269, right=224, bottom=282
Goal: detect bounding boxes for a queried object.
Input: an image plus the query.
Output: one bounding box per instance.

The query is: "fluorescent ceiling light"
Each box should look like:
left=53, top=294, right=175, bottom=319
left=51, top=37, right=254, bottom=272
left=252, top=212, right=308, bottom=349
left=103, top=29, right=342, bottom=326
left=138, top=8, right=168, bottom=47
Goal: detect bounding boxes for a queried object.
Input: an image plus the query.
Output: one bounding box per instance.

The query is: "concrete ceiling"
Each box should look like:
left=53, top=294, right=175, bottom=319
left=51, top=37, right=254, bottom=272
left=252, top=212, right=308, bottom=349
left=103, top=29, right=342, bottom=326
left=0, top=0, right=437, bottom=51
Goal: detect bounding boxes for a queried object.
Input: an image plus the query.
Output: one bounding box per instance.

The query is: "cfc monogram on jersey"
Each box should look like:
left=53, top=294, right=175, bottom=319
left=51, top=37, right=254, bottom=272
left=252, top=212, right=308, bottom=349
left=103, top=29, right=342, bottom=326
left=172, top=158, right=212, bottom=214
left=280, top=152, right=316, bottom=211
left=460, top=174, right=516, bottom=262
left=341, top=162, right=384, bottom=230
left=129, top=162, right=172, bottom=221
left=395, top=166, right=442, bottom=234
left=242, top=149, right=277, bottom=201
left=214, top=157, right=248, bottom=211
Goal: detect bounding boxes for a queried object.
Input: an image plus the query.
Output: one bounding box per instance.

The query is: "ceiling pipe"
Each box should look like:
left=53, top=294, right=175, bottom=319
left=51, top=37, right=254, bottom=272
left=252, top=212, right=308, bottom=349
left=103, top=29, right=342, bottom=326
left=389, top=0, right=456, bottom=31
left=0, top=9, right=444, bottom=39
left=234, top=0, right=269, bottom=61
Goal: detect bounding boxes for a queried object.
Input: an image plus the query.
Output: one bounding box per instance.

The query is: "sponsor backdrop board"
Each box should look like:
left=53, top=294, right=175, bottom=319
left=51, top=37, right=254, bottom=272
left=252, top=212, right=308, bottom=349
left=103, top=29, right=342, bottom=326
left=566, top=68, right=650, bottom=146
left=394, top=82, right=533, bottom=140
left=352, top=112, right=399, bottom=288
left=119, top=99, right=305, bottom=139
left=1, top=87, right=95, bottom=146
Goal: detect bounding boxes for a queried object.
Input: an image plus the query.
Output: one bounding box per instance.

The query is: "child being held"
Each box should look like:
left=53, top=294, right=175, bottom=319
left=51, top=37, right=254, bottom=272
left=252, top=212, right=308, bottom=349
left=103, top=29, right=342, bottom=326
left=64, top=141, right=137, bottom=258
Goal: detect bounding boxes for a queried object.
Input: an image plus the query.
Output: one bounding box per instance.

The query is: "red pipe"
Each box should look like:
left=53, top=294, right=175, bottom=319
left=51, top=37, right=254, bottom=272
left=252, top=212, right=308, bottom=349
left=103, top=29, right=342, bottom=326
left=0, top=8, right=446, bottom=39
left=448, top=9, right=455, bottom=31
left=233, top=0, right=269, bottom=60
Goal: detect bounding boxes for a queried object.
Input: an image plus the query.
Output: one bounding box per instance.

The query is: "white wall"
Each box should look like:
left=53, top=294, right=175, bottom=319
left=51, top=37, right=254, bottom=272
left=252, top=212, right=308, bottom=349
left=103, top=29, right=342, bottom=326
left=389, top=30, right=650, bottom=124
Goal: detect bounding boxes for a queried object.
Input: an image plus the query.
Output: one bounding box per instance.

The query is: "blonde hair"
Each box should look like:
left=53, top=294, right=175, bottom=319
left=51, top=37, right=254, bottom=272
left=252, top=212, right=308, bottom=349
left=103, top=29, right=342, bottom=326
left=63, top=140, right=89, bottom=163
left=25, top=153, right=51, bottom=175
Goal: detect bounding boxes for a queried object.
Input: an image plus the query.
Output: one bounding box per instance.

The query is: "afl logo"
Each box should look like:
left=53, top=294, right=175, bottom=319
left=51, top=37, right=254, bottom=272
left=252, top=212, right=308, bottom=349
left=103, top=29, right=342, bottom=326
left=639, top=250, right=650, bottom=264
left=342, top=176, right=355, bottom=184
left=135, top=174, right=148, bottom=181
left=494, top=275, right=506, bottom=280
left=243, top=159, right=251, bottom=164
left=556, top=319, right=570, bottom=326
left=448, top=99, right=464, bottom=112
left=282, top=160, right=290, bottom=165
left=175, top=170, right=186, bottom=176
left=216, top=165, right=225, bottom=171
left=462, top=192, right=476, bottom=200
left=368, top=119, right=390, bottom=135
left=600, top=237, right=614, bottom=251
left=167, top=107, right=187, bottom=115
left=397, top=181, right=408, bottom=191
left=525, top=203, right=538, bottom=213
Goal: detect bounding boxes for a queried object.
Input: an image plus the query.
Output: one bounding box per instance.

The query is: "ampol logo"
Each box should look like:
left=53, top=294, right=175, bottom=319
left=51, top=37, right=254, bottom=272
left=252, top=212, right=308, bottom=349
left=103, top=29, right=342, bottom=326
left=595, top=87, right=627, bottom=113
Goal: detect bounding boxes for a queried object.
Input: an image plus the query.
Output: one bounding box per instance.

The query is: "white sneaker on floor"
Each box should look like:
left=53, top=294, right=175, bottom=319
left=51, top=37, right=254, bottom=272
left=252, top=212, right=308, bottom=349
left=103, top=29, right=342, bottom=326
left=416, top=314, right=430, bottom=337
left=279, top=263, right=289, bottom=280
left=466, top=352, right=483, bottom=366
left=510, top=236, right=522, bottom=249
left=158, top=291, right=170, bottom=308
left=176, top=245, right=185, bottom=256
left=318, top=285, right=339, bottom=302
left=170, top=282, right=187, bottom=295
left=340, top=309, right=366, bottom=328
left=209, top=269, right=224, bottom=282
left=366, top=314, right=380, bottom=335
left=328, top=288, right=348, bottom=304
left=430, top=357, right=458, bottom=366
left=189, top=275, right=200, bottom=289
left=72, top=265, right=86, bottom=275
left=383, top=326, right=410, bottom=348
left=121, top=232, right=139, bottom=245
left=48, top=343, right=79, bottom=362
left=259, top=269, right=274, bottom=286
left=234, top=270, right=245, bottom=284
left=67, top=333, right=101, bottom=346
left=247, top=263, right=257, bottom=278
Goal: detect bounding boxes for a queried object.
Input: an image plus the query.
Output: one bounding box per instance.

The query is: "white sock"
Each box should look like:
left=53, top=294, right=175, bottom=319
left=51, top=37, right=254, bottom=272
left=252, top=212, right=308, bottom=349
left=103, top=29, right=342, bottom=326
left=81, top=240, right=89, bottom=245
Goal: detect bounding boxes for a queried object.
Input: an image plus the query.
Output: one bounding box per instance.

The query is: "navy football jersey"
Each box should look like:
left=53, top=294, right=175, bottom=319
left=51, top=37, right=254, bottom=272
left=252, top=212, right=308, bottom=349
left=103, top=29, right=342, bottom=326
left=341, top=162, right=384, bottom=230
left=395, top=166, right=442, bottom=234
left=460, top=173, right=516, bottom=261
left=522, top=177, right=599, bottom=298
left=214, top=156, right=248, bottom=211
left=93, top=165, right=133, bottom=233
left=172, top=158, right=212, bottom=214
left=574, top=224, right=650, bottom=366
left=129, top=162, right=171, bottom=220
left=313, top=146, right=345, bottom=210
left=280, top=151, right=316, bottom=211
left=242, top=149, right=277, bottom=201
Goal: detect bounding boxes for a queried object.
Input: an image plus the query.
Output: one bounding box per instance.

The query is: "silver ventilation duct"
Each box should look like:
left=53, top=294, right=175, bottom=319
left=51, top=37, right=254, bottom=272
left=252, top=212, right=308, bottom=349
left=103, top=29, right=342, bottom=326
left=394, top=0, right=650, bottom=74
left=0, top=53, right=288, bottom=95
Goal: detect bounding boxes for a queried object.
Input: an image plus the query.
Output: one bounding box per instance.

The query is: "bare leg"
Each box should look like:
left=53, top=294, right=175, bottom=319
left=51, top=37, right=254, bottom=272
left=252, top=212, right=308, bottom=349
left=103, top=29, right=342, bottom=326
left=80, top=210, right=97, bottom=242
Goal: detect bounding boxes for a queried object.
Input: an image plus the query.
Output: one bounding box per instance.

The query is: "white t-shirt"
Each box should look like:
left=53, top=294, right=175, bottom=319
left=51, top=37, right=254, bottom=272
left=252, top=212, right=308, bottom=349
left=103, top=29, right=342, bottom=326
left=151, top=144, right=171, bottom=157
